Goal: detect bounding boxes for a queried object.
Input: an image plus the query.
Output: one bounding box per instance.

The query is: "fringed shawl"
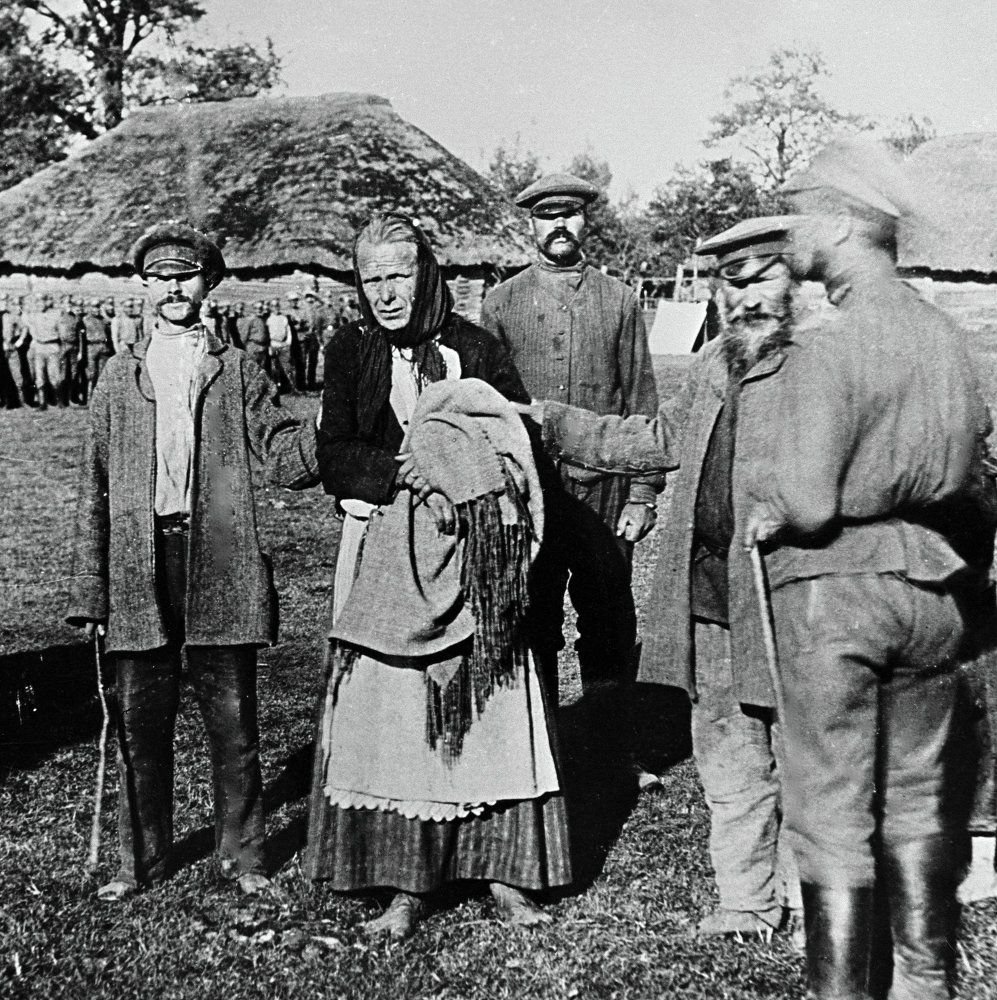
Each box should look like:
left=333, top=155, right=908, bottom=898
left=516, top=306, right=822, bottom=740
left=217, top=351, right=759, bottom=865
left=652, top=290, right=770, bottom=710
left=328, top=379, right=543, bottom=760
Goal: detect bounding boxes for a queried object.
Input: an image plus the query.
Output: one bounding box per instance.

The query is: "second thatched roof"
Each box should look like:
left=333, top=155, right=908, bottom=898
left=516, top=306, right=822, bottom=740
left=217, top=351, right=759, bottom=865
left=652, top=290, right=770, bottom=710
left=0, top=93, right=532, bottom=275
left=899, top=132, right=997, bottom=277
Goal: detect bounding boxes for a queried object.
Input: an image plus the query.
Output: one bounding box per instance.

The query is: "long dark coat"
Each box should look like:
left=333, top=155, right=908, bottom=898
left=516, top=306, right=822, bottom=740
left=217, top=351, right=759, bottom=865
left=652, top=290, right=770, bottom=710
left=637, top=341, right=776, bottom=707
left=537, top=338, right=776, bottom=706
left=66, top=331, right=317, bottom=653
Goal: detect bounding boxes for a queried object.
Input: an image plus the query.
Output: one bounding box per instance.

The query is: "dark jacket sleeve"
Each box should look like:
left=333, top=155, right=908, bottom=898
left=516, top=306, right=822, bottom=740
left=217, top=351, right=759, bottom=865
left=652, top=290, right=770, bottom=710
left=242, top=356, right=321, bottom=490
left=316, top=327, right=399, bottom=504
left=65, top=373, right=111, bottom=626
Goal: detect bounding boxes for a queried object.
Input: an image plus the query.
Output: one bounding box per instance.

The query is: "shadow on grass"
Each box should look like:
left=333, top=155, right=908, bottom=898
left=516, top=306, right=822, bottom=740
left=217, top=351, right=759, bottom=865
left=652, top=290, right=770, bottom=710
left=172, top=741, right=315, bottom=874
left=0, top=642, right=100, bottom=778
left=557, top=682, right=691, bottom=894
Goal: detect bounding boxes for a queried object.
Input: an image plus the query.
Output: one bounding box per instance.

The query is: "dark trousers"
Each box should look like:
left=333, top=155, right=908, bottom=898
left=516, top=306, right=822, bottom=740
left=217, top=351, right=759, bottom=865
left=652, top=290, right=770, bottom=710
left=270, top=346, right=295, bottom=394
left=0, top=349, right=22, bottom=408
left=246, top=345, right=270, bottom=374
left=297, top=336, right=319, bottom=391
left=111, top=525, right=264, bottom=886
left=84, top=347, right=111, bottom=398
left=526, top=474, right=637, bottom=702
left=771, top=573, right=965, bottom=888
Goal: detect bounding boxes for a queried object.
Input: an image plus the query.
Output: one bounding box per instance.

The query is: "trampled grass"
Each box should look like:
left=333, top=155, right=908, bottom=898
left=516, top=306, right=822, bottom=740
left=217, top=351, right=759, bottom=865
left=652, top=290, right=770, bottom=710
left=1, top=373, right=996, bottom=1000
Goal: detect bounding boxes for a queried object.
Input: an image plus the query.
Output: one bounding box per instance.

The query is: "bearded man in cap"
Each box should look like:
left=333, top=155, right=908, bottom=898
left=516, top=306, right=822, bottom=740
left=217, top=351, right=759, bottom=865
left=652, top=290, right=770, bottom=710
left=66, top=221, right=318, bottom=902
left=480, top=173, right=662, bottom=749
left=509, top=216, right=806, bottom=944
left=740, top=140, right=997, bottom=1000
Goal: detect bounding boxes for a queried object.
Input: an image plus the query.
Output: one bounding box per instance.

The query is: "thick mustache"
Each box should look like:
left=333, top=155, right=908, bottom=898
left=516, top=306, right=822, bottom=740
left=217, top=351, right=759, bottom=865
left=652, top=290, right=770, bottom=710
left=732, top=311, right=782, bottom=324
left=544, top=229, right=579, bottom=250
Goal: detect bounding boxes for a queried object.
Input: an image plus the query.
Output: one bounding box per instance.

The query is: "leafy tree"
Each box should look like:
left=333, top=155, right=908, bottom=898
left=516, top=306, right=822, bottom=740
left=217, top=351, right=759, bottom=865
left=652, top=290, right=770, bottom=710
left=883, top=113, right=936, bottom=157
left=0, top=10, right=86, bottom=189
left=643, top=159, right=784, bottom=274
left=706, top=47, right=865, bottom=190
left=564, top=151, right=637, bottom=275
left=128, top=38, right=282, bottom=106
left=12, top=0, right=281, bottom=133
left=487, top=134, right=543, bottom=202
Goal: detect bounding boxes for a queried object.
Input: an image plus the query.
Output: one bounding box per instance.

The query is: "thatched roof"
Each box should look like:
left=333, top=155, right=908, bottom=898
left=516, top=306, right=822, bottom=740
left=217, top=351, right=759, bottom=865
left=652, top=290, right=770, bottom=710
left=898, top=133, right=997, bottom=277
left=0, top=93, right=532, bottom=275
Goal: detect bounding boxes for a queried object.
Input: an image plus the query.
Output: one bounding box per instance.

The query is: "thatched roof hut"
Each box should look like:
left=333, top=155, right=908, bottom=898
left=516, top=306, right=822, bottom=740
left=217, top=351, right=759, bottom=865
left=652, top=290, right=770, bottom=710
left=899, top=132, right=997, bottom=279
left=0, top=92, right=531, bottom=281
left=897, top=133, right=997, bottom=398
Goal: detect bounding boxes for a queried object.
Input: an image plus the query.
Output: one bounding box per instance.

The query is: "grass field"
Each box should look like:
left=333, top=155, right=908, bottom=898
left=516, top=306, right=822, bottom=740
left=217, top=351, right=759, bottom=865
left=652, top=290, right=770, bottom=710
left=2, top=363, right=996, bottom=999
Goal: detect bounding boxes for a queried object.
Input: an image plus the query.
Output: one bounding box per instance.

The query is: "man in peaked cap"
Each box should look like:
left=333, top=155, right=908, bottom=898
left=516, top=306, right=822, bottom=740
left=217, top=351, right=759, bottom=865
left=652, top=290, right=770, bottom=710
left=480, top=173, right=663, bottom=774
left=738, top=140, right=997, bottom=999
left=67, top=221, right=319, bottom=903
left=513, top=215, right=807, bottom=944
left=22, top=292, right=78, bottom=409
left=80, top=296, right=113, bottom=401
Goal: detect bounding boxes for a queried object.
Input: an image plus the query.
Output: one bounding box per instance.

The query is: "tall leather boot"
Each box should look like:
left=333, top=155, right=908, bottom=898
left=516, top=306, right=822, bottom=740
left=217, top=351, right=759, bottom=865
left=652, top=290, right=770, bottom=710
left=801, top=882, right=874, bottom=1000
left=880, top=835, right=957, bottom=1000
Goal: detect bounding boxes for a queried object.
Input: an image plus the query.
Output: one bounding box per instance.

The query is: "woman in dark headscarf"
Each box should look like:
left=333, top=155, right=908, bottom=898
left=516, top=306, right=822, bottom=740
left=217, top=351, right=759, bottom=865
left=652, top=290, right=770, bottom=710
left=304, top=213, right=571, bottom=940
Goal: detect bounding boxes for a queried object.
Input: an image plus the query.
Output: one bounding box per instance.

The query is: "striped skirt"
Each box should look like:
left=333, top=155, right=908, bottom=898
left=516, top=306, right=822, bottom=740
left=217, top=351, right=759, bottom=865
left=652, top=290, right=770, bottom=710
left=302, top=658, right=572, bottom=893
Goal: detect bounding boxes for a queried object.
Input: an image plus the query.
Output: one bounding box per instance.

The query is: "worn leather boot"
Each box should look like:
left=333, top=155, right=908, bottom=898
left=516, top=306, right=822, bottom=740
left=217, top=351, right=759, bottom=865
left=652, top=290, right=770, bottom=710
left=881, top=836, right=957, bottom=1000
left=801, top=882, right=873, bottom=999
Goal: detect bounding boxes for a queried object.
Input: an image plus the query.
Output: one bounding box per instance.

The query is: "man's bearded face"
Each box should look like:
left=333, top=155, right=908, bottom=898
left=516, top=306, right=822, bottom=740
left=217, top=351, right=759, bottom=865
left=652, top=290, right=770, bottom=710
left=146, top=271, right=208, bottom=328
left=718, top=258, right=794, bottom=379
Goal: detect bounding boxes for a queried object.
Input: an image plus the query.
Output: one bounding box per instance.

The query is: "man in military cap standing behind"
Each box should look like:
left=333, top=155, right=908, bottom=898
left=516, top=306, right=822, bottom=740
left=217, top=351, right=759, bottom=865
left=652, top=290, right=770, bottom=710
left=23, top=293, right=78, bottom=409
left=512, top=216, right=807, bottom=944
left=111, top=298, right=144, bottom=355
left=81, top=297, right=113, bottom=401
left=480, top=174, right=662, bottom=749
left=67, top=221, right=318, bottom=902
left=1, top=293, right=31, bottom=408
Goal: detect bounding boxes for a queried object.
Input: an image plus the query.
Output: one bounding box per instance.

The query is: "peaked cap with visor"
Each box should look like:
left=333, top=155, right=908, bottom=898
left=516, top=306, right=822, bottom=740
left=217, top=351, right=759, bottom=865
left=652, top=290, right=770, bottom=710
left=695, top=215, right=804, bottom=286
left=128, top=221, right=226, bottom=290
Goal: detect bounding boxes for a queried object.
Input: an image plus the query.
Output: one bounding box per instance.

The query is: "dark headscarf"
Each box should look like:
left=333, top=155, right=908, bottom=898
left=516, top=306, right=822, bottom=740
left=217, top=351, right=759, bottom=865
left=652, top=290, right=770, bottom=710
left=353, top=214, right=455, bottom=437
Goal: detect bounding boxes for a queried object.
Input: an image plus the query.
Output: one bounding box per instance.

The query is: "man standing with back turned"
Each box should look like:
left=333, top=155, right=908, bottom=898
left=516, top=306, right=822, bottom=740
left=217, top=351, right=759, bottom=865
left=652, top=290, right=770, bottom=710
left=743, top=139, right=997, bottom=1000
left=480, top=174, right=662, bottom=748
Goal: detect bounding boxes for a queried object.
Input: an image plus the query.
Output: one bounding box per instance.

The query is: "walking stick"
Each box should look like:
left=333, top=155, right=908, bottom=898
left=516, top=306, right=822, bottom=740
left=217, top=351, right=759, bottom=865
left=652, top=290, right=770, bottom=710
left=749, top=543, right=786, bottom=725
left=85, top=632, right=110, bottom=874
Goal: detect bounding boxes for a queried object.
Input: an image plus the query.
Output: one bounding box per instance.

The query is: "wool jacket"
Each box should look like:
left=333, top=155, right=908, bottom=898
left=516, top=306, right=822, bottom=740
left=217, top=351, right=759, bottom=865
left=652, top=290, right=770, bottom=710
left=316, top=317, right=529, bottom=505
left=739, top=276, right=997, bottom=591
left=480, top=262, right=664, bottom=503
left=539, top=339, right=774, bottom=705
left=65, top=331, right=319, bottom=653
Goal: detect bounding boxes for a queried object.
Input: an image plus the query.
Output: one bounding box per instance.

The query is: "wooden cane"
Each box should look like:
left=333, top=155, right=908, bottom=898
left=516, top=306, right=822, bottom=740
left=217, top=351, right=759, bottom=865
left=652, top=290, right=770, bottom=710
left=749, top=544, right=786, bottom=725
left=85, top=632, right=109, bottom=874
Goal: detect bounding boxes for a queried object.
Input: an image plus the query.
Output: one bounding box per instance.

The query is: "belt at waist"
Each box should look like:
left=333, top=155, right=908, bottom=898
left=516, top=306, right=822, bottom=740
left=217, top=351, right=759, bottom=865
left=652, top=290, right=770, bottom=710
left=155, top=512, right=190, bottom=535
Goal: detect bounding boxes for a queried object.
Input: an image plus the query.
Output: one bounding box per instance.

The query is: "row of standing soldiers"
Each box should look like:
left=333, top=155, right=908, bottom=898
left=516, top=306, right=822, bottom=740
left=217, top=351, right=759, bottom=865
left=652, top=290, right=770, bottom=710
left=0, top=289, right=360, bottom=409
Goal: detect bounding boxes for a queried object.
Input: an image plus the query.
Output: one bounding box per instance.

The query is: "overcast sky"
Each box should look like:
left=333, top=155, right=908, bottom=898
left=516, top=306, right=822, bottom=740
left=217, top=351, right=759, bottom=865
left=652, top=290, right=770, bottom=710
left=203, top=0, right=997, bottom=201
